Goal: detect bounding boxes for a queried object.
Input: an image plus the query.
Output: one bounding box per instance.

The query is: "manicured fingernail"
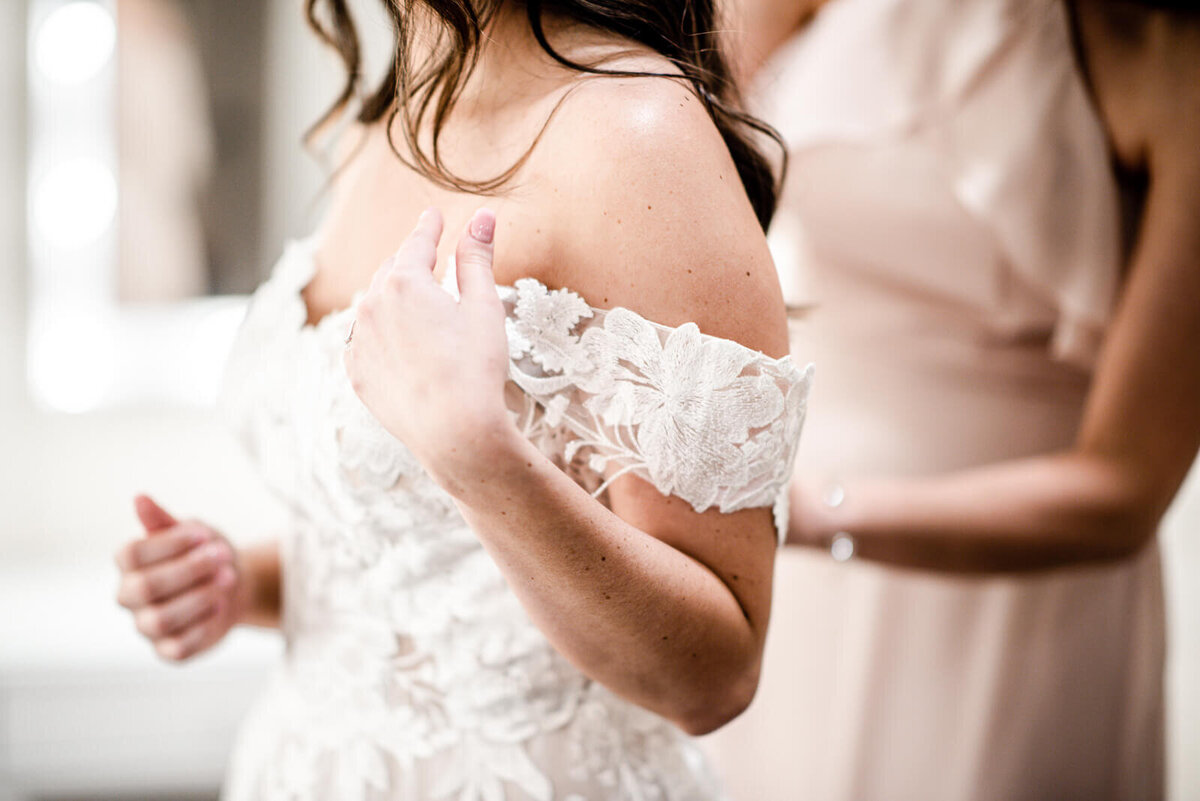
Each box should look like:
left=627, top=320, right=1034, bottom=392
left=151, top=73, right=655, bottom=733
left=469, top=209, right=495, bottom=244
left=199, top=541, right=228, bottom=562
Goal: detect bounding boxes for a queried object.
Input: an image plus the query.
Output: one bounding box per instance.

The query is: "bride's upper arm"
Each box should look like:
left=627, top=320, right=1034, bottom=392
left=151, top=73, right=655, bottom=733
left=517, top=77, right=794, bottom=629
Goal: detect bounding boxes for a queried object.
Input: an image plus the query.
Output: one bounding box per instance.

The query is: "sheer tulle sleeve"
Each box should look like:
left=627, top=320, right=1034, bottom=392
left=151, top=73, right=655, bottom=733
left=499, top=278, right=813, bottom=544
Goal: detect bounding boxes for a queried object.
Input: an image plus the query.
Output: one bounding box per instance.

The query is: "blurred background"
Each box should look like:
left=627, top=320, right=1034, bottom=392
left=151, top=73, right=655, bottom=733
left=3, top=1, right=366, bottom=798
left=0, top=1, right=1196, bottom=800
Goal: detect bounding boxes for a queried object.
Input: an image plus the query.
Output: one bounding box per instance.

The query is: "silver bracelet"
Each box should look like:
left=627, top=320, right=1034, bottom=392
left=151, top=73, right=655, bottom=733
left=822, top=481, right=855, bottom=562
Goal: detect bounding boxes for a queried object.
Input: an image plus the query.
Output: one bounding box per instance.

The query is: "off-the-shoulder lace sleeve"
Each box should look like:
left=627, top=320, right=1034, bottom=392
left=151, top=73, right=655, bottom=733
left=500, top=278, right=813, bottom=544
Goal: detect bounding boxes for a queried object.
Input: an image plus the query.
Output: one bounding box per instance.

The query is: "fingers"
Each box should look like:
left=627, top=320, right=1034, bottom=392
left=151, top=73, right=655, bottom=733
left=155, top=600, right=229, bottom=662
left=389, top=207, right=444, bottom=281
left=117, top=539, right=232, bottom=608
left=455, top=208, right=500, bottom=304
left=364, top=207, right=445, bottom=302
left=115, top=521, right=212, bottom=572
left=134, top=494, right=178, bottom=534
left=134, top=565, right=235, bottom=639
left=117, top=505, right=237, bottom=663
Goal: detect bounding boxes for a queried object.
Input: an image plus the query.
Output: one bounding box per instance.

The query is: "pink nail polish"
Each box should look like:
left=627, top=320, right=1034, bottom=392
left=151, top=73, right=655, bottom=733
left=200, top=541, right=228, bottom=562
left=470, top=210, right=495, bottom=244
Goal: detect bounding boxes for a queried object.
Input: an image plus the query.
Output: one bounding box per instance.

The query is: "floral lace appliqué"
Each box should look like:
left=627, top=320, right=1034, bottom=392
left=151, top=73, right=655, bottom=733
left=501, top=278, right=812, bottom=535
left=220, top=246, right=813, bottom=801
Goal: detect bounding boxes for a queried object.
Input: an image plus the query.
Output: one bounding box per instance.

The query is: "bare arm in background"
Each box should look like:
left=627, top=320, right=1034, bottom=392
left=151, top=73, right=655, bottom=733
left=770, top=2, right=1200, bottom=572
left=722, top=0, right=824, bottom=85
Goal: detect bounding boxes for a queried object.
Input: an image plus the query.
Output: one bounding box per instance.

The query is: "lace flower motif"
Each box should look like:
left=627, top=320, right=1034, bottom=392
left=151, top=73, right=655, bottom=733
left=221, top=249, right=810, bottom=801
left=506, top=278, right=594, bottom=372
left=501, top=278, right=806, bottom=519
left=579, top=310, right=786, bottom=508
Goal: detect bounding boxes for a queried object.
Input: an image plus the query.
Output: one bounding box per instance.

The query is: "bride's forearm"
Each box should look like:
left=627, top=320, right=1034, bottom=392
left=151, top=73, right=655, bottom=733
left=435, top=426, right=765, bottom=737
left=793, top=452, right=1160, bottom=573
left=234, top=541, right=283, bottom=629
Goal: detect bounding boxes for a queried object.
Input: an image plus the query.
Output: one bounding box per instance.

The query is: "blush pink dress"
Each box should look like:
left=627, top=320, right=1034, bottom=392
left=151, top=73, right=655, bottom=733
left=701, top=0, right=1165, bottom=799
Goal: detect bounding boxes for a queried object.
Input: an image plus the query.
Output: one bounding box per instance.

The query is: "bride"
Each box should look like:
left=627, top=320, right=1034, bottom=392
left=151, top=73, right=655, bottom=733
left=113, top=1, right=811, bottom=798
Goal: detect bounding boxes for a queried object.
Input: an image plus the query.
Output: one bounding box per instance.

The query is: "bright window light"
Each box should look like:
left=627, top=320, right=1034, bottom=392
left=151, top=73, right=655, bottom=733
left=34, top=1, right=116, bottom=86
left=29, top=309, right=117, bottom=414
left=33, top=157, right=118, bottom=250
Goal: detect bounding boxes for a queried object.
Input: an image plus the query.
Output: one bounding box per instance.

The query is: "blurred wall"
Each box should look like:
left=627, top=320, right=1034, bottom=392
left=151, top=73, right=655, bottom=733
left=0, top=0, right=341, bottom=570
left=0, top=0, right=398, bottom=563
left=1163, top=469, right=1200, bottom=800
left=0, top=0, right=410, bottom=557
left=1, top=1, right=27, bottom=418
left=1, top=3, right=334, bottom=794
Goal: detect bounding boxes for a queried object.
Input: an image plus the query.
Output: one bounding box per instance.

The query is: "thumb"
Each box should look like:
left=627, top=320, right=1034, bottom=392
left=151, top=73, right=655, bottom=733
left=134, top=494, right=178, bottom=534
left=455, top=208, right=498, bottom=303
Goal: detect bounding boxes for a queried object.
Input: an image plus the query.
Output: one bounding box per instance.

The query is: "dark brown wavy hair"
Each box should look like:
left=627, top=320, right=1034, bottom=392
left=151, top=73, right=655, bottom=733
left=304, top=0, right=786, bottom=229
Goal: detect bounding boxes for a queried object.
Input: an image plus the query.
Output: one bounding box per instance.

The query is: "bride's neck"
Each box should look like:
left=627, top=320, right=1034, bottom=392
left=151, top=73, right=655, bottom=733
left=380, top=3, right=642, bottom=176
left=406, top=3, right=602, bottom=117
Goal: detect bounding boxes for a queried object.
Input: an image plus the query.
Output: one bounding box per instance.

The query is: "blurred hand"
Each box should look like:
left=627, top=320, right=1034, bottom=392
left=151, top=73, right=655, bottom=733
left=115, top=495, right=242, bottom=662
left=786, top=474, right=834, bottom=549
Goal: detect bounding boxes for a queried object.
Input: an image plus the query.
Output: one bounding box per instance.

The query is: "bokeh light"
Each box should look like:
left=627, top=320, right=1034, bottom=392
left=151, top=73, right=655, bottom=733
left=34, top=1, right=116, bottom=86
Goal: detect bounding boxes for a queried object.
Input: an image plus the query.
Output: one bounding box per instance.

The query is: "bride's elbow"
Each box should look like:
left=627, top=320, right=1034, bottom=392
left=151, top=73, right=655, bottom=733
left=673, top=661, right=761, bottom=737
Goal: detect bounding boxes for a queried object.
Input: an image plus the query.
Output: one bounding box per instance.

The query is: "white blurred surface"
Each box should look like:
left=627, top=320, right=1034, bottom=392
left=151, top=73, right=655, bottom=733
left=0, top=565, right=281, bottom=799
left=1163, top=465, right=1200, bottom=801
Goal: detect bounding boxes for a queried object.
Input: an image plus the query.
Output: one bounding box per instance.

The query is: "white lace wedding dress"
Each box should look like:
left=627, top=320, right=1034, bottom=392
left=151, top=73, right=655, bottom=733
left=218, top=238, right=812, bottom=801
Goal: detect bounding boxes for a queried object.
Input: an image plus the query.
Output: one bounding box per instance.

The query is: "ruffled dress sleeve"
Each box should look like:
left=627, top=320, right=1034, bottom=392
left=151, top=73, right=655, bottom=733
left=752, top=0, right=1121, bottom=368
left=499, top=278, right=813, bottom=545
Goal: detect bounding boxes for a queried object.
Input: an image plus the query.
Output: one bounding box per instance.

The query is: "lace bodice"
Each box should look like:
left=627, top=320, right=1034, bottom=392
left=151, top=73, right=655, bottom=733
left=219, top=239, right=812, bottom=801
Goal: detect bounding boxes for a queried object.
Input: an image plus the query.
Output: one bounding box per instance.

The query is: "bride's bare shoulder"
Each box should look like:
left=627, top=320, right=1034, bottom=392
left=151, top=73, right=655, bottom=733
left=509, top=71, right=788, bottom=358
left=536, top=65, right=742, bottom=196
